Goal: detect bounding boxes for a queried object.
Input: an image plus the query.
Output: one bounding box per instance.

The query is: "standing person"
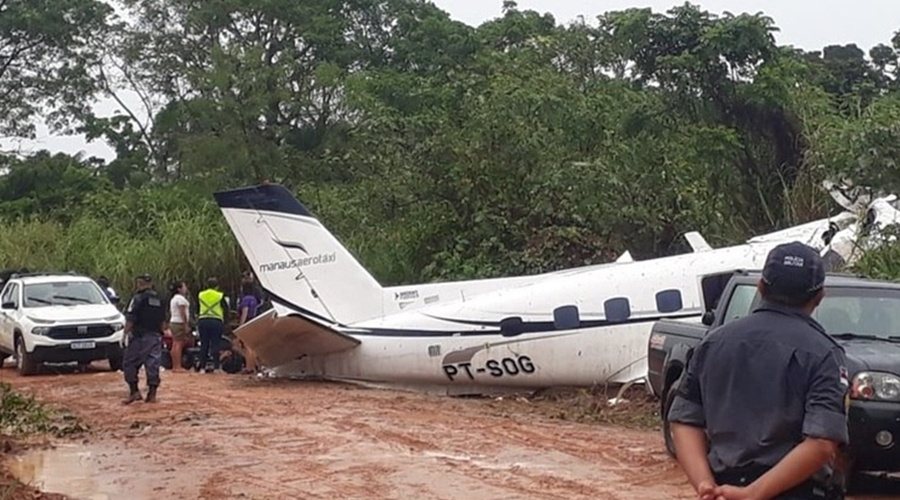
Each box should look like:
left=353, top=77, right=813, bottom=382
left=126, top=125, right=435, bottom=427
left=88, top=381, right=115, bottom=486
left=167, top=280, right=193, bottom=372
left=667, top=242, right=849, bottom=500
left=242, top=269, right=270, bottom=312
left=98, top=276, right=120, bottom=306
left=236, top=281, right=261, bottom=374
left=197, top=277, right=228, bottom=373
left=122, top=274, right=167, bottom=404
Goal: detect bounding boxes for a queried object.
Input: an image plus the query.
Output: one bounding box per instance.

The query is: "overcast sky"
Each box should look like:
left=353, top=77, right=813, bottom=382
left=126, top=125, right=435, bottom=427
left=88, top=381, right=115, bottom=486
left=5, top=0, right=899, bottom=162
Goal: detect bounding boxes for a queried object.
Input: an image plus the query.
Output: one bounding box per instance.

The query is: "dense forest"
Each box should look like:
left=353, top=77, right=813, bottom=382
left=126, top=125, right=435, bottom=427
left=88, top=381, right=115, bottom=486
left=1, top=0, right=899, bottom=295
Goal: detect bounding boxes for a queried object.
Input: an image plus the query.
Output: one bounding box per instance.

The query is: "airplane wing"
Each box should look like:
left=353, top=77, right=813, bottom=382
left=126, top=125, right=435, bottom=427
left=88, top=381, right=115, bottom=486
left=234, top=309, right=361, bottom=367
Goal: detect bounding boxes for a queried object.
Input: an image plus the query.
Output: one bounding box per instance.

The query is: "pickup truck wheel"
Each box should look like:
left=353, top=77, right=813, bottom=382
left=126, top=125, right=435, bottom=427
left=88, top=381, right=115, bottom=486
left=663, top=386, right=678, bottom=458
left=108, top=354, right=123, bottom=372
left=15, top=336, right=39, bottom=376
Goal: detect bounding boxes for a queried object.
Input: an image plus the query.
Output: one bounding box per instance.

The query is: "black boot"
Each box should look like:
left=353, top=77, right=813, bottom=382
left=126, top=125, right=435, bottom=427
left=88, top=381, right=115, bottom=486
left=145, top=385, right=157, bottom=403
left=122, top=383, right=142, bottom=405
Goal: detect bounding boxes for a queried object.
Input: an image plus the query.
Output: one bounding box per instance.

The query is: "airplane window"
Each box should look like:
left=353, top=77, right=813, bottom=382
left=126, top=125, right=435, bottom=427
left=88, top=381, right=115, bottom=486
left=553, top=305, right=580, bottom=330
left=655, top=289, right=683, bottom=313
left=500, top=316, right=525, bottom=337
left=604, top=297, right=631, bottom=323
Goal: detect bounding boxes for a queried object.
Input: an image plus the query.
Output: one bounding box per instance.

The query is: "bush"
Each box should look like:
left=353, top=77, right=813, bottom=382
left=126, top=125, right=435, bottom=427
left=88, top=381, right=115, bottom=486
left=851, top=228, right=900, bottom=281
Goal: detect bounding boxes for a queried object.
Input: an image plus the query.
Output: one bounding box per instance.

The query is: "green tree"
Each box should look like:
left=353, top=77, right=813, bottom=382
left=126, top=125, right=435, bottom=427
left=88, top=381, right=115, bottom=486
left=0, top=151, right=109, bottom=221
left=0, top=0, right=112, bottom=137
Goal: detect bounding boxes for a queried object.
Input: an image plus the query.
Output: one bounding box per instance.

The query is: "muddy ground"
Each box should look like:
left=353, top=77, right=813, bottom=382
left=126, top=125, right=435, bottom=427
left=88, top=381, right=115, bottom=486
left=0, top=363, right=898, bottom=500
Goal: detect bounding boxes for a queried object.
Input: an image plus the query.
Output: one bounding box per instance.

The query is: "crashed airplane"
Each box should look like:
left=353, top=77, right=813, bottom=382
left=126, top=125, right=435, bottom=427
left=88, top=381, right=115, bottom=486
left=213, top=183, right=900, bottom=395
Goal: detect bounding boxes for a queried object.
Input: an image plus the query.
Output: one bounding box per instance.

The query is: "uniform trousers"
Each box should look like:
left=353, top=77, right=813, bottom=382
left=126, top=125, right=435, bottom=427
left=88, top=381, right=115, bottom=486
left=123, top=333, right=162, bottom=387
left=197, top=318, right=224, bottom=370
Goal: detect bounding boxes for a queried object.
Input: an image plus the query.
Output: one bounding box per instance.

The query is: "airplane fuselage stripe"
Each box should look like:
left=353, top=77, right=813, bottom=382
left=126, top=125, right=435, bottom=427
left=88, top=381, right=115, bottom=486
left=343, top=311, right=701, bottom=337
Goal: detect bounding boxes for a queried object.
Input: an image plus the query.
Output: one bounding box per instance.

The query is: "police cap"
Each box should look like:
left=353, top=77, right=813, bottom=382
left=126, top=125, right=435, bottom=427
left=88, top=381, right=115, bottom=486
left=135, top=273, right=153, bottom=283
left=761, top=241, right=825, bottom=296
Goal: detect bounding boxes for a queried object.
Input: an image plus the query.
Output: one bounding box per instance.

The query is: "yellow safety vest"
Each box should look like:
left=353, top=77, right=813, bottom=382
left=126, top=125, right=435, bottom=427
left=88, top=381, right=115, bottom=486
left=198, top=288, right=225, bottom=320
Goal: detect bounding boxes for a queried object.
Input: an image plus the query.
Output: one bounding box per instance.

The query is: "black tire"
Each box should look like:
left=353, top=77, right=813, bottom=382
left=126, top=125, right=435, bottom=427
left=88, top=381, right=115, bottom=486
left=180, top=351, right=194, bottom=370
left=221, top=351, right=245, bottom=374
left=662, top=382, right=679, bottom=458
left=160, top=350, right=173, bottom=370
left=15, top=336, right=39, bottom=376
left=108, top=354, right=123, bottom=372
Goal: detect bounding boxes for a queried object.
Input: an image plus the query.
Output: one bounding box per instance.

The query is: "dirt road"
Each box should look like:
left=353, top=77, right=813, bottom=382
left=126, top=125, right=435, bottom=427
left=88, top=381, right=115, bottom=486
left=1, top=364, right=898, bottom=500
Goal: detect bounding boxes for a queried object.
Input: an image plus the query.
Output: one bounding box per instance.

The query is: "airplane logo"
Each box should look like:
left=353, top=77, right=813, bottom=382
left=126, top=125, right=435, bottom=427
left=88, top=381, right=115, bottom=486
left=274, top=239, right=309, bottom=255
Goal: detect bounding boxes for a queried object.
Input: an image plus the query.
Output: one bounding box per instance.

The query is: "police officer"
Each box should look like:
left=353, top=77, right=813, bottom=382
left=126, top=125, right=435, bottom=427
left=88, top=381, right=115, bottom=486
left=668, top=241, right=849, bottom=500
left=197, top=277, right=228, bottom=373
left=122, top=274, right=167, bottom=404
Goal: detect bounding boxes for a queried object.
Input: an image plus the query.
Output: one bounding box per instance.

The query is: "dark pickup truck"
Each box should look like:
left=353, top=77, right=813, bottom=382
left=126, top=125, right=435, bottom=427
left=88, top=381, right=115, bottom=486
left=647, top=269, right=900, bottom=482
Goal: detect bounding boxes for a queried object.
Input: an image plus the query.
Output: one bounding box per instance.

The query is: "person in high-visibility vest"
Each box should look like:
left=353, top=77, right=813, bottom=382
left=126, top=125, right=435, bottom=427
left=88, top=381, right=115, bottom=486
left=197, top=277, right=229, bottom=373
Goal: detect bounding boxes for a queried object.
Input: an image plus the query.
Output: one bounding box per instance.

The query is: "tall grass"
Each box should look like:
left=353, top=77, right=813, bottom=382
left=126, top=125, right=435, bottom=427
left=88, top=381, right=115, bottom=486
left=0, top=208, right=245, bottom=300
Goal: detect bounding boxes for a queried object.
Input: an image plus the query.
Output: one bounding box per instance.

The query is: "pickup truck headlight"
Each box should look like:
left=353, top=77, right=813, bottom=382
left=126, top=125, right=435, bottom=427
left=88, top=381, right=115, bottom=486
left=851, top=371, right=900, bottom=402
left=111, top=322, right=125, bottom=331
left=30, top=326, right=51, bottom=336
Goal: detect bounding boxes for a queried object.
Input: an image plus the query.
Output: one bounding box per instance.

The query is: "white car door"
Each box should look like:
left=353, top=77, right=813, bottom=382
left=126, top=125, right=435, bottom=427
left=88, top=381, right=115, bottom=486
left=0, top=282, right=18, bottom=353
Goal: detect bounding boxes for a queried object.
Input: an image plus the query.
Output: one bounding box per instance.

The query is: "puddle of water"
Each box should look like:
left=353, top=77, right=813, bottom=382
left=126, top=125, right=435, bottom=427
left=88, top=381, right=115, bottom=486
left=6, top=444, right=113, bottom=500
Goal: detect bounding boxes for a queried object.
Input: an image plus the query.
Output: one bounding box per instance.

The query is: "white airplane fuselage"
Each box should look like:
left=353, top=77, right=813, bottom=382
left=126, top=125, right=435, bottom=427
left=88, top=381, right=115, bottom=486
left=267, top=240, right=785, bottom=391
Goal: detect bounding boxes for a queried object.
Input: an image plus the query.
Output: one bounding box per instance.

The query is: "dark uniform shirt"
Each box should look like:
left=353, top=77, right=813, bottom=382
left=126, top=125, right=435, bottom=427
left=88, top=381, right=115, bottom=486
left=126, top=289, right=167, bottom=335
left=667, top=300, right=850, bottom=473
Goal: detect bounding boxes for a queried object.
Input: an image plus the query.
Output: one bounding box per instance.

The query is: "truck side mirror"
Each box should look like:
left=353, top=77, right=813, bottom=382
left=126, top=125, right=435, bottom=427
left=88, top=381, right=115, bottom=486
left=1, top=301, right=15, bottom=310
left=701, top=311, right=715, bottom=326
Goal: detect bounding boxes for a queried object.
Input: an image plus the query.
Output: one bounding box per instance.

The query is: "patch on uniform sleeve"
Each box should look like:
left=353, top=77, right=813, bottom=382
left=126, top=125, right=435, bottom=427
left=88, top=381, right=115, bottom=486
left=839, top=366, right=850, bottom=388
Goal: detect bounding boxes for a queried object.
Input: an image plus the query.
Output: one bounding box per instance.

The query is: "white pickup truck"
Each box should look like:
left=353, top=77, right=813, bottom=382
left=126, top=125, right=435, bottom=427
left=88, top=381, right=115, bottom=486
left=0, top=273, right=126, bottom=375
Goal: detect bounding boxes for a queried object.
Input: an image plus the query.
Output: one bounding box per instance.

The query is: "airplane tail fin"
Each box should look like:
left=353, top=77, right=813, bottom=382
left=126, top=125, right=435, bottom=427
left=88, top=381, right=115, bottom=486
left=214, top=184, right=385, bottom=325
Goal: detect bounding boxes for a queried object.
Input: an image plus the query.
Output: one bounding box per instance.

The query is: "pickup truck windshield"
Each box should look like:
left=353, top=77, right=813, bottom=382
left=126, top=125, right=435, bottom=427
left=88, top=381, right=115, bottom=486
left=23, top=282, right=109, bottom=307
left=724, top=284, right=900, bottom=338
